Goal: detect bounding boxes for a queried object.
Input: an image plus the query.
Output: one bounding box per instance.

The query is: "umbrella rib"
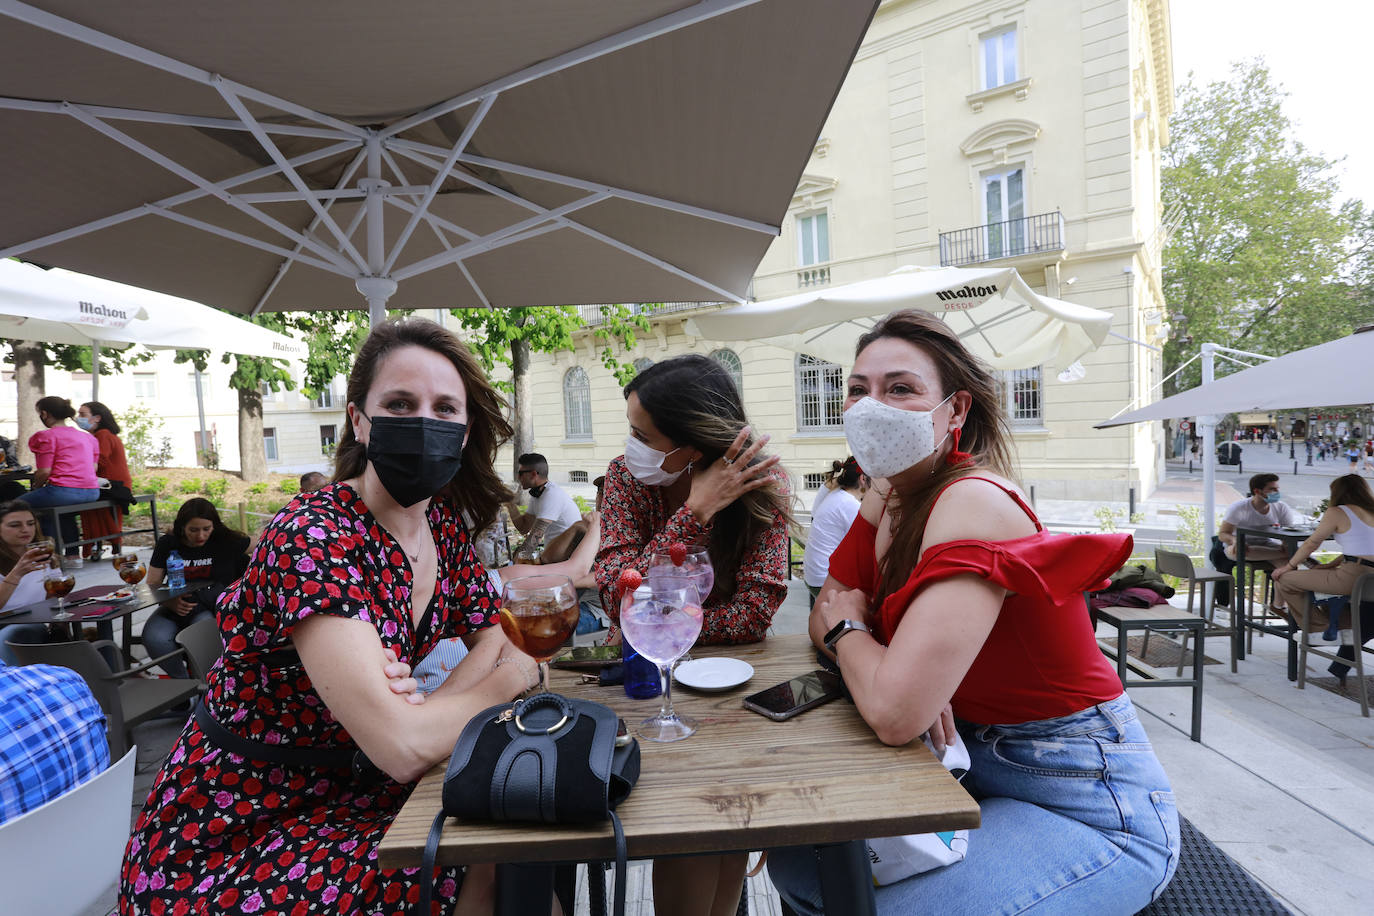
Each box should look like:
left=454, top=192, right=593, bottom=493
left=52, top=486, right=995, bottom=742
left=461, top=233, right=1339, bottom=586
left=150, top=208, right=346, bottom=276
left=382, top=93, right=497, bottom=275
left=391, top=139, right=776, bottom=236
left=0, top=139, right=359, bottom=262
left=380, top=0, right=766, bottom=139
left=249, top=148, right=369, bottom=317
left=60, top=103, right=358, bottom=274
left=391, top=145, right=743, bottom=301
left=0, top=0, right=366, bottom=139
left=213, top=82, right=368, bottom=272
left=0, top=96, right=349, bottom=141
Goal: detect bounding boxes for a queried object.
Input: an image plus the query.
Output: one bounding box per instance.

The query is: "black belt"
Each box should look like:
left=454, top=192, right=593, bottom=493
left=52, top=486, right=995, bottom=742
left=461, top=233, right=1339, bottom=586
left=1343, top=555, right=1374, bottom=569
left=193, top=700, right=382, bottom=781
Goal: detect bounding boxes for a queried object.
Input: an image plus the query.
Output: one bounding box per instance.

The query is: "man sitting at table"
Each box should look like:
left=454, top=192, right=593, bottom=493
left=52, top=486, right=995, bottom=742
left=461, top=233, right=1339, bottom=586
left=0, top=659, right=109, bottom=825
left=506, top=452, right=582, bottom=562
left=1220, top=473, right=1303, bottom=608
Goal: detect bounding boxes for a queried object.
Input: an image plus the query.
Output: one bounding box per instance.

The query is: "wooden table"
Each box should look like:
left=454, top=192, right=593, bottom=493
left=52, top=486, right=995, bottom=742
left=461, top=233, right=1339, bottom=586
left=1233, top=524, right=1316, bottom=677
left=379, top=634, right=980, bottom=915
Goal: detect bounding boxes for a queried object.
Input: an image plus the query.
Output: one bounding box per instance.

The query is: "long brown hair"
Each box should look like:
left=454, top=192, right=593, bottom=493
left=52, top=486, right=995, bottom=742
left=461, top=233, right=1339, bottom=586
left=855, top=309, right=1018, bottom=608
left=624, top=354, right=793, bottom=597
left=333, top=317, right=513, bottom=532
left=171, top=497, right=247, bottom=549
left=1330, top=474, right=1374, bottom=514
left=0, top=500, right=36, bottom=576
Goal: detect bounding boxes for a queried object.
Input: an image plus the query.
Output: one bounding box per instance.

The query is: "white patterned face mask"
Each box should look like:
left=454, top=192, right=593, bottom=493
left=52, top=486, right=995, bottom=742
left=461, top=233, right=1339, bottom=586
left=843, top=393, right=954, bottom=479
left=623, top=435, right=685, bottom=486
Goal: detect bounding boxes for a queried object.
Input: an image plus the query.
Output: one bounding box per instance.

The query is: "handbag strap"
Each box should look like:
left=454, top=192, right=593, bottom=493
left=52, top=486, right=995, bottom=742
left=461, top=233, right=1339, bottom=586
left=193, top=699, right=381, bottom=781
left=418, top=810, right=630, bottom=916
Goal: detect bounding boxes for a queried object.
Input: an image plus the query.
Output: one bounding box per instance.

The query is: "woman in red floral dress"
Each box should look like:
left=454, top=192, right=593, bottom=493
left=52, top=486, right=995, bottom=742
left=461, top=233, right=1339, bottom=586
left=120, top=318, right=539, bottom=916
left=593, top=353, right=791, bottom=916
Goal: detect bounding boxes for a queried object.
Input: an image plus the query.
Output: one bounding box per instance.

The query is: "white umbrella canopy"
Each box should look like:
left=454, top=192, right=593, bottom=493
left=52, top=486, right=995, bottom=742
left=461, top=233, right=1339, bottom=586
left=687, top=264, right=1114, bottom=370
left=1095, top=328, right=1374, bottom=428
left=0, top=259, right=305, bottom=359
left=0, top=1, right=881, bottom=321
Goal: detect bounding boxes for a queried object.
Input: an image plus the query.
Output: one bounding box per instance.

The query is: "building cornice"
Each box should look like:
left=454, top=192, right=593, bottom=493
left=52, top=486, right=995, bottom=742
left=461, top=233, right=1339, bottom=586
left=1145, top=0, right=1174, bottom=124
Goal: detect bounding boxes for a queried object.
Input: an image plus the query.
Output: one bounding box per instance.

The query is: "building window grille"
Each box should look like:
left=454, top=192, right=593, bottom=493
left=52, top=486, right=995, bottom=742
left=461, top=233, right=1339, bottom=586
left=796, top=354, right=845, bottom=431
left=563, top=367, right=593, bottom=440
left=998, top=366, right=1043, bottom=425
left=709, top=348, right=744, bottom=394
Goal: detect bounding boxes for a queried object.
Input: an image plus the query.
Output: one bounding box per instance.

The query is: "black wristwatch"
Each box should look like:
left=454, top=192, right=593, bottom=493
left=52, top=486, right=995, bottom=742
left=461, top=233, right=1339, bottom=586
left=824, top=619, right=870, bottom=655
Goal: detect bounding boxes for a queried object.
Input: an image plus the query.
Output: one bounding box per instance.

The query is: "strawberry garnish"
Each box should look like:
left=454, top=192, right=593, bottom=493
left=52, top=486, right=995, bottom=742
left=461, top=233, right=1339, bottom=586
left=669, top=541, right=687, bottom=567
left=617, top=568, right=643, bottom=594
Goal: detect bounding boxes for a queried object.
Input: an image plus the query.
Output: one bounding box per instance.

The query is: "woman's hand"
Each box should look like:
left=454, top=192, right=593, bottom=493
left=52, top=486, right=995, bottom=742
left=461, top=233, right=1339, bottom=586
left=382, top=648, right=425, bottom=706
left=925, top=704, right=957, bottom=754
left=3, top=545, right=49, bottom=584
left=685, top=426, right=780, bottom=525
left=1271, top=562, right=1296, bottom=581
left=164, top=595, right=197, bottom=617
left=816, top=587, right=871, bottom=632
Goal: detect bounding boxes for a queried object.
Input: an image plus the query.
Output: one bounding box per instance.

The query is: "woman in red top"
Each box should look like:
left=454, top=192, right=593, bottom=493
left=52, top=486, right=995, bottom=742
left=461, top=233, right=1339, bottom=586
left=767, top=310, right=1179, bottom=915
left=594, top=353, right=790, bottom=916
left=77, top=401, right=131, bottom=559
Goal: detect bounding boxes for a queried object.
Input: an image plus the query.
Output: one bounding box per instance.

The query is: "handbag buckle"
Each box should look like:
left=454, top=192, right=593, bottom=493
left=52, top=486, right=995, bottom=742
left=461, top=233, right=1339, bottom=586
left=511, top=693, right=572, bottom=736
left=496, top=707, right=514, bottom=724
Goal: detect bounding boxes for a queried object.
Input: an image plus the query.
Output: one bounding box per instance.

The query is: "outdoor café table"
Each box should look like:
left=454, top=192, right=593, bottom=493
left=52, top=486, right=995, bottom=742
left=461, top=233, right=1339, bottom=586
left=378, top=633, right=981, bottom=916
left=0, top=579, right=210, bottom=665
left=1233, top=523, right=1318, bottom=677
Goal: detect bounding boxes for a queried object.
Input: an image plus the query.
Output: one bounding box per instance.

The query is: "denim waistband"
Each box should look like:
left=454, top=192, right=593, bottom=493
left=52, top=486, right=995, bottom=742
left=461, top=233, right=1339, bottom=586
left=966, top=693, right=1136, bottom=740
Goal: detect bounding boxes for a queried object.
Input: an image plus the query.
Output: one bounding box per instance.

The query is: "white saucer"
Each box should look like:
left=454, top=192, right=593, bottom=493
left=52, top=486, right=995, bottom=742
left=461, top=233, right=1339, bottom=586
left=674, top=657, right=754, bottom=692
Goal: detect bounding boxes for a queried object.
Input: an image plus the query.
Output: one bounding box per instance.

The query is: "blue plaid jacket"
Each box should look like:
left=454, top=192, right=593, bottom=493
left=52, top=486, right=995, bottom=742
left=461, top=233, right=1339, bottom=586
left=0, top=661, right=109, bottom=825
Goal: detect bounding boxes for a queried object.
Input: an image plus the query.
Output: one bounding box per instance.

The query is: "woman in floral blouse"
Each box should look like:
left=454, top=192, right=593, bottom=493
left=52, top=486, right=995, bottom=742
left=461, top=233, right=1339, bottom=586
left=593, top=353, right=792, bottom=916
left=120, top=318, right=538, bottom=916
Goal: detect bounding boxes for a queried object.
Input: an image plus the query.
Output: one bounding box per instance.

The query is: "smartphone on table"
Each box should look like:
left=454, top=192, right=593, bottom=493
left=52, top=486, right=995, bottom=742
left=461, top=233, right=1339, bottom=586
left=742, top=669, right=844, bottom=721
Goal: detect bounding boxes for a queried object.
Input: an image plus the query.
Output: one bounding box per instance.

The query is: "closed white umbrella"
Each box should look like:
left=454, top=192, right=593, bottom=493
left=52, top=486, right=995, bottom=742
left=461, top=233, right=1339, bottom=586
left=687, top=264, right=1113, bottom=369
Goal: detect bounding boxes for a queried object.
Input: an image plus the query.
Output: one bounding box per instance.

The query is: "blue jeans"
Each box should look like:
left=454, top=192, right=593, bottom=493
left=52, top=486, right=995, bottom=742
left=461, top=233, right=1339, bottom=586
left=19, top=485, right=100, bottom=555
left=768, top=694, right=1180, bottom=915
left=141, top=607, right=215, bottom=678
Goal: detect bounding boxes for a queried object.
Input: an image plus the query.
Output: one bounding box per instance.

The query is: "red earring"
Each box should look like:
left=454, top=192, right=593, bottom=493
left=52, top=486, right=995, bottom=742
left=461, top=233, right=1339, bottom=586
left=946, top=426, right=973, bottom=467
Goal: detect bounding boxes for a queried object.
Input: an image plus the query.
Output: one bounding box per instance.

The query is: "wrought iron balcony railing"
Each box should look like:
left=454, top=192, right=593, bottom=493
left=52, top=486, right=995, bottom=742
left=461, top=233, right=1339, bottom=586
left=938, top=210, right=1065, bottom=267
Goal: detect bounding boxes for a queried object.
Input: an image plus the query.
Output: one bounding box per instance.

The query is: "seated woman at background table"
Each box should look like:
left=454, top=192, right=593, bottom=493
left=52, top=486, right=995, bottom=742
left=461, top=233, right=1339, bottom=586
left=77, top=400, right=132, bottom=561
left=767, top=309, right=1178, bottom=915
left=1272, top=473, right=1374, bottom=684
left=120, top=318, right=538, bottom=916
left=593, top=353, right=791, bottom=916
left=18, top=396, right=99, bottom=560
left=142, top=497, right=251, bottom=678
left=0, top=500, right=57, bottom=664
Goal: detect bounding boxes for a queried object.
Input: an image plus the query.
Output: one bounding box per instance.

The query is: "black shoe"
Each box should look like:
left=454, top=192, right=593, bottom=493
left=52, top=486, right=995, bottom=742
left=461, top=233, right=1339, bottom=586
left=1328, top=663, right=1349, bottom=688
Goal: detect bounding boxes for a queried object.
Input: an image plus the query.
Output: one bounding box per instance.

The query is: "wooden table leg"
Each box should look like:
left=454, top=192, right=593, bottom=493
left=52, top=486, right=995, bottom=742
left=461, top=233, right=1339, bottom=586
left=817, top=840, right=877, bottom=915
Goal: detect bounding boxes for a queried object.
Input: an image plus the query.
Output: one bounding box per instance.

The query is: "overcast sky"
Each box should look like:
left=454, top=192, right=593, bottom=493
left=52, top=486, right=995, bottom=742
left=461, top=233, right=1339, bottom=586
left=1170, top=0, right=1374, bottom=209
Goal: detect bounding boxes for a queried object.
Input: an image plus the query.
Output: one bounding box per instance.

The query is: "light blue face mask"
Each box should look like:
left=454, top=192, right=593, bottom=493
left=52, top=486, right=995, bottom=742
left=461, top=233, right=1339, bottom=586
left=75, top=417, right=93, bottom=431
left=1265, top=491, right=1281, bottom=504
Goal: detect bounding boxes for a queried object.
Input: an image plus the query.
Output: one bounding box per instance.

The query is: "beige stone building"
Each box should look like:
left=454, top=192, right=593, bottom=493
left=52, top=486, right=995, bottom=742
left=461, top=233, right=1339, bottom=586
left=499, top=0, right=1175, bottom=506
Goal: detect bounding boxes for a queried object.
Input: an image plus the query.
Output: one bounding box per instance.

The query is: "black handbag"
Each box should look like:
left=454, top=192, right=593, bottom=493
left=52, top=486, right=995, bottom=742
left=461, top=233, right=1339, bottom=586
left=420, top=692, right=641, bottom=915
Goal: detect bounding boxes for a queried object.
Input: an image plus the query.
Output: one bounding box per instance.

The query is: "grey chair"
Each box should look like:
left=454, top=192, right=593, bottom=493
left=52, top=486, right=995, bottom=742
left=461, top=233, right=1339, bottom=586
left=1295, top=570, right=1371, bottom=717
left=175, top=615, right=224, bottom=686
left=1154, top=548, right=1237, bottom=674
left=5, top=638, right=201, bottom=758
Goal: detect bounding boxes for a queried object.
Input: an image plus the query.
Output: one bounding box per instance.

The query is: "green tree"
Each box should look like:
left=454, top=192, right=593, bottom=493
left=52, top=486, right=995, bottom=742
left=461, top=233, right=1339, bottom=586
left=450, top=305, right=650, bottom=470
left=1162, top=60, right=1365, bottom=392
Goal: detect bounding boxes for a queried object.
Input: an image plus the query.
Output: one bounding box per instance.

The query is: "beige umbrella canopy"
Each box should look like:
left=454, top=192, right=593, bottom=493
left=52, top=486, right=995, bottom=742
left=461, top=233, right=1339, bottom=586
left=0, top=1, right=880, bottom=321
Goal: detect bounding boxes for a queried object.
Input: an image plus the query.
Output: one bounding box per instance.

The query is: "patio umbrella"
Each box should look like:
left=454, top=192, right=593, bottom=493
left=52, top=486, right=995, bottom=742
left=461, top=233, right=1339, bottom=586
left=0, top=1, right=881, bottom=323
left=686, top=264, right=1114, bottom=369
left=1094, top=328, right=1374, bottom=426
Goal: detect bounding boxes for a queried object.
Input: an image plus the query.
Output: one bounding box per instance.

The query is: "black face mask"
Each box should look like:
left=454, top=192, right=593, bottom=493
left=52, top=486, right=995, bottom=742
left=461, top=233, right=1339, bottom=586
left=528, top=483, right=546, bottom=498
left=361, top=413, right=466, bottom=508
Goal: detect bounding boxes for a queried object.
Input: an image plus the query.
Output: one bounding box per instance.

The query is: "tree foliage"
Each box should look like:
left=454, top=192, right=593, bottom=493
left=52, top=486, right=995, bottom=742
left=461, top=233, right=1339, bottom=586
left=450, top=304, right=650, bottom=388
left=1162, top=60, right=1367, bottom=392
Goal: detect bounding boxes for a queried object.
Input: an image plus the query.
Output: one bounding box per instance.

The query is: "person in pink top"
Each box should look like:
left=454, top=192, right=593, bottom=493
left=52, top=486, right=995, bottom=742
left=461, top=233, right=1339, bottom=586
left=19, top=396, right=100, bottom=559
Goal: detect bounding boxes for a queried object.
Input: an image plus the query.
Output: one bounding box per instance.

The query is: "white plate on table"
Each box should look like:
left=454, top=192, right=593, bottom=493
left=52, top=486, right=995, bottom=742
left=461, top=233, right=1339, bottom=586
left=673, top=657, right=754, bottom=692
left=96, top=588, right=136, bottom=603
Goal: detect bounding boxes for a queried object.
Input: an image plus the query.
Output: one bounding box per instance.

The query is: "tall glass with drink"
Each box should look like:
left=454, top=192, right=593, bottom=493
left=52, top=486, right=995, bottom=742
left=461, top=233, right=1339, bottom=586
left=43, top=566, right=77, bottom=619
left=620, top=581, right=704, bottom=741
left=648, top=541, right=714, bottom=604
left=498, top=574, right=579, bottom=694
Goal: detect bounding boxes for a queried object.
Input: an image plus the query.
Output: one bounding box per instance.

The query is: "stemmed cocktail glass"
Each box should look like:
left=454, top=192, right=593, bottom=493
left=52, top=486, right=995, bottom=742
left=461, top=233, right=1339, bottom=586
left=498, top=574, right=580, bottom=695
left=44, top=564, right=76, bottom=619
left=620, top=581, right=704, bottom=742
left=648, top=542, right=714, bottom=603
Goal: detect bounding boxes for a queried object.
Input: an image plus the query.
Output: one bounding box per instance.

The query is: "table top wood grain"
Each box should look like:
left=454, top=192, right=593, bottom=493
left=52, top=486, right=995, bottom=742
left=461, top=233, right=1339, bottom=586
left=378, top=633, right=980, bottom=869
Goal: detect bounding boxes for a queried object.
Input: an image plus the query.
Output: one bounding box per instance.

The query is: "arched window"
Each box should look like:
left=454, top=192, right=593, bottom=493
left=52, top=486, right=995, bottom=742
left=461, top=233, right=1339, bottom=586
left=632, top=357, right=655, bottom=376
left=709, top=348, right=744, bottom=395
left=795, top=354, right=844, bottom=430
left=563, top=367, right=593, bottom=440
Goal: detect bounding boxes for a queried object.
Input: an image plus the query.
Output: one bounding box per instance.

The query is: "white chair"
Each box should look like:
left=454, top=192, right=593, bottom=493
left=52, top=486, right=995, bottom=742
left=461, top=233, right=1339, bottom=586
left=0, top=745, right=137, bottom=915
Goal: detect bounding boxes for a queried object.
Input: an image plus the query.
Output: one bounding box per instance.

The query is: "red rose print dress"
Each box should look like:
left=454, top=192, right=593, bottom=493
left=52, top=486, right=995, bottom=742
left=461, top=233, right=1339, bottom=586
left=119, top=482, right=500, bottom=916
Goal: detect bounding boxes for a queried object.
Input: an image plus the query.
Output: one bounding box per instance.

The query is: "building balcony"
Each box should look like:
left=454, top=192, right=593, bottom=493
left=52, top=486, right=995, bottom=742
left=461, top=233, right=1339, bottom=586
left=573, top=300, right=725, bottom=327
left=938, top=210, right=1065, bottom=268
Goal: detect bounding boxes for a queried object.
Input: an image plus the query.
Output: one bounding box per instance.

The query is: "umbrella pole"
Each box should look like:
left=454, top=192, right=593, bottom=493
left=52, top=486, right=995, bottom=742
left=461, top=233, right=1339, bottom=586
left=1200, top=344, right=1218, bottom=568
left=91, top=343, right=101, bottom=401
left=195, top=368, right=209, bottom=466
